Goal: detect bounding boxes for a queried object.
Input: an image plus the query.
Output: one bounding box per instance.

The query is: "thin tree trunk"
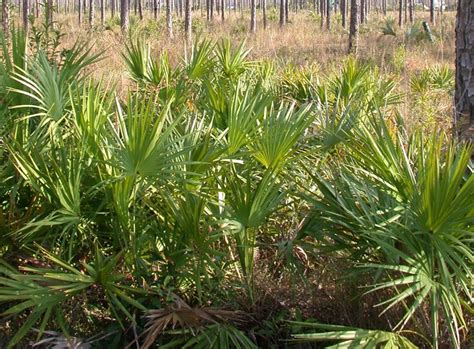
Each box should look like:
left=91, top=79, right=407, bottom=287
left=404, top=0, right=407, bottom=23
left=279, top=0, right=285, bottom=26
left=398, top=0, right=402, bottom=26
left=360, top=0, right=365, bottom=24
left=120, top=0, right=129, bottom=31
left=100, top=0, right=104, bottom=24
left=46, top=0, right=54, bottom=27
left=89, top=0, right=94, bottom=26
left=284, top=0, right=288, bottom=22
left=348, top=0, right=359, bottom=54
left=111, top=0, right=115, bottom=17
left=455, top=0, right=474, bottom=139
left=221, top=0, right=224, bottom=20
left=262, top=0, right=266, bottom=28
left=138, top=0, right=142, bottom=19
left=320, top=0, right=324, bottom=28
left=409, top=0, right=413, bottom=23
left=166, top=0, right=173, bottom=37
left=345, top=0, right=348, bottom=23
left=341, top=0, right=346, bottom=28
left=153, top=0, right=157, bottom=17
left=250, top=0, right=256, bottom=32
left=22, top=0, right=29, bottom=31
left=2, top=0, right=8, bottom=36
left=184, top=0, right=191, bottom=41
left=326, top=0, right=330, bottom=29
left=364, top=0, right=367, bottom=15
left=365, top=0, right=368, bottom=22
left=429, top=0, right=434, bottom=23
left=78, top=0, right=82, bottom=23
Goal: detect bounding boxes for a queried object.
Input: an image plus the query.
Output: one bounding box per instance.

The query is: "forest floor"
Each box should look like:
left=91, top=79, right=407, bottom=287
left=55, top=10, right=455, bottom=82
left=54, top=10, right=455, bottom=132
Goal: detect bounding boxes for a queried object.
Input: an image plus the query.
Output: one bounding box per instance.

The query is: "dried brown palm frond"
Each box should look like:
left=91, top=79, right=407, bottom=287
left=141, top=295, right=252, bottom=349
left=32, top=333, right=90, bottom=349
left=31, top=330, right=114, bottom=349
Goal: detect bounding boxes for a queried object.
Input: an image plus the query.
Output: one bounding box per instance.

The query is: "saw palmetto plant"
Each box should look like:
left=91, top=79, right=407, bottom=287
left=0, top=27, right=471, bottom=349
left=289, top=321, right=419, bottom=348
left=302, top=114, right=473, bottom=348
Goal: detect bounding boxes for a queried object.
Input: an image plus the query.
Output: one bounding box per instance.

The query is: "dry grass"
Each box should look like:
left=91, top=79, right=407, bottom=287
left=52, top=9, right=456, bottom=79
left=30, top=8, right=454, bottom=132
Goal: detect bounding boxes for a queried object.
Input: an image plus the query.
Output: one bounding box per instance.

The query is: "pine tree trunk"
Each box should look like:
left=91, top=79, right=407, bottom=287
left=455, top=0, right=474, bottom=139
left=2, top=0, right=8, bottom=37
left=79, top=0, right=82, bottom=23
left=89, top=0, right=94, bottom=26
left=279, top=0, right=285, bottom=26
left=138, top=0, right=142, bottom=19
left=221, top=0, right=224, bottom=21
left=184, top=0, right=191, bottom=41
left=120, top=0, right=129, bottom=31
left=429, top=0, right=434, bottom=23
left=111, top=0, right=115, bottom=17
left=250, top=0, right=256, bottom=32
left=262, top=0, right=266, bottom=29
left=326, top=0, right=330, bottom=29
left=360, top=0, right=365, bottom=24
left=47, top=0, right=54, bottom=27
left=153, top=0, right=157, bottom=17
left=348, top=0, right=359, bottom=54
left=404, top=0, right=407, bottom=23
left=100, top=0, right=104, bottom=24
left=365, top=0, right=368, bottom=22
left=409, top=0, right=413, bottom=23
left=166, top=0, right=173, bottom=36
left=22, top=0, right=29, bottom=31
left=341, top=0, right=346, bottom=28
left=320, top=0, right=324, bottom=28
left=398, top=0, right=402, bottom=26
